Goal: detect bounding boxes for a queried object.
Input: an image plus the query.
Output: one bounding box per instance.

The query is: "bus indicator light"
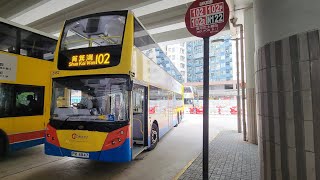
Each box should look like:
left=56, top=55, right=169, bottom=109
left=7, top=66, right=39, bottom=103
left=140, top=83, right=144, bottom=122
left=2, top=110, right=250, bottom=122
left=68, top=53, right=111, bottom=67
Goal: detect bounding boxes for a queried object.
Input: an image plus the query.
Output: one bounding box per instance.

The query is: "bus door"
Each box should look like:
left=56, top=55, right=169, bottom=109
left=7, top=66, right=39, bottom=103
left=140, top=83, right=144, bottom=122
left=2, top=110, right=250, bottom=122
left=132, top=84, right=148, bottom=156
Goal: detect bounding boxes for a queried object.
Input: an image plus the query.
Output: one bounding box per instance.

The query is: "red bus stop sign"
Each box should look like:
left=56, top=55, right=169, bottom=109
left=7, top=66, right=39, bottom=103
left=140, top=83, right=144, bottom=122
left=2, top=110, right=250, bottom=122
left=185, top=0, right=230, bottom=38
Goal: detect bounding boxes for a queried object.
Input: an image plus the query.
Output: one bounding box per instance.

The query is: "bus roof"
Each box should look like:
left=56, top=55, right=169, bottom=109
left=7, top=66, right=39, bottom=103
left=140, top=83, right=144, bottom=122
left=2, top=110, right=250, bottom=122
left=0, top=17, right=57, bottom=40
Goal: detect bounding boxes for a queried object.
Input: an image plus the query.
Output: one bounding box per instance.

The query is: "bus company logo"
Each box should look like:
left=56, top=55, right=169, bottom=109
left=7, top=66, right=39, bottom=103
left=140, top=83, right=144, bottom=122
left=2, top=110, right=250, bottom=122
left=72, top=133, right=88, bottom=140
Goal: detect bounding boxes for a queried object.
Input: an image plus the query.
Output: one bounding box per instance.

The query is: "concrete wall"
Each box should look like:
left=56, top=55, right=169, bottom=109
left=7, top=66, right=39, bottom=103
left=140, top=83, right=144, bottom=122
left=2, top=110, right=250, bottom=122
left=255, top=0, right=320, bottom=49
left=244, top=7, right=257, bottom=144
left=254, top=0, right=320, bottom=179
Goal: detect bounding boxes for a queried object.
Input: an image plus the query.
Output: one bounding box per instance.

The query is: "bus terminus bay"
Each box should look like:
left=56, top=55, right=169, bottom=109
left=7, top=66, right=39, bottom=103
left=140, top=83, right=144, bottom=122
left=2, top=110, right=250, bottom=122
left=45, top=11, right=184, bottom=162
left=0, top=17, right=57, bottom=156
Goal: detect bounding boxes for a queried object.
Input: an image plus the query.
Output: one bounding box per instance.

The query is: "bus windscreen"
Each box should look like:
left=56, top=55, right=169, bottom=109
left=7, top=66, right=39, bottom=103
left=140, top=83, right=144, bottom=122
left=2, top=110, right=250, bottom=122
left=51, top=76, right=129, bottom=127
left=57, top=14, right=126, bottom=70
left=61, top=15, right=126, bottom=50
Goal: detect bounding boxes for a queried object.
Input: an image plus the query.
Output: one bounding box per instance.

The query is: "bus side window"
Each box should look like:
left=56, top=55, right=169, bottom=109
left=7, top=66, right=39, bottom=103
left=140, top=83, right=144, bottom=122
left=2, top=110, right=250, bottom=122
left=0, top=22, right=18, bottom=53
left=15, top=85, right=45, bottom=116
left=134, top=19, right=156, bottom=50
left=0, top=84, right=14, bottom=117
left=20, top=29, right=56, bottom=61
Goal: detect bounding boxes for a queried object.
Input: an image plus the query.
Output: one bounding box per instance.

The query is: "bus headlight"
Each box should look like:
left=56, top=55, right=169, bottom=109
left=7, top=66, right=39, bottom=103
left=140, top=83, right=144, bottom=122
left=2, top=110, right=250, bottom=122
left=101, top=125, right=129, bottom=151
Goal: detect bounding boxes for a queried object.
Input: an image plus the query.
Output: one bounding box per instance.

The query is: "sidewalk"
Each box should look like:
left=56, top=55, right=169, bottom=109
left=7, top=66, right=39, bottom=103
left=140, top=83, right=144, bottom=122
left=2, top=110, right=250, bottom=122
left=178, top=131, right=260, bottom=180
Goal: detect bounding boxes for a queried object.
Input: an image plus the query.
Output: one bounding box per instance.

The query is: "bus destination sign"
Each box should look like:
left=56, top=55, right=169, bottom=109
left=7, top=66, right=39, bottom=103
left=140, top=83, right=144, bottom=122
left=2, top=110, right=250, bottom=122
left=68, top=53, right=111, bottom=67
left=185, top=0, right=229, bottom=38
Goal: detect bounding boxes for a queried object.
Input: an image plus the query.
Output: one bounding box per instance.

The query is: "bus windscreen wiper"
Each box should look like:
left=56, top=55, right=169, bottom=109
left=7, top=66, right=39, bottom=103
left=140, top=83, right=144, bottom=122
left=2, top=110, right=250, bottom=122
left=60, top=116, right=71, bottom=129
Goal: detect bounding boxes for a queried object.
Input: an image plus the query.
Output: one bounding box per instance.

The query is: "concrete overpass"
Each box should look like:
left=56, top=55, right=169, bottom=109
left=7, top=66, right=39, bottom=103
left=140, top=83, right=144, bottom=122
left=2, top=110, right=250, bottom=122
left=0, top=0, right=251, bottom=44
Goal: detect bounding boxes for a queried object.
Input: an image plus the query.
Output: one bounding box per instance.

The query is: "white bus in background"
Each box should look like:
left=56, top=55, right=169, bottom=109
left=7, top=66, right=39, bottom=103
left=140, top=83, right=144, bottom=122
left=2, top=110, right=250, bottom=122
left=184, top=86, right=200, bottom=113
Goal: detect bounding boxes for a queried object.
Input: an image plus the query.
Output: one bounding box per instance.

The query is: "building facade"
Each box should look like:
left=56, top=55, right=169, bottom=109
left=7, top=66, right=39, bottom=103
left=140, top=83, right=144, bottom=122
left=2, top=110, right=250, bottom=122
left=165, top=43, right=187, bottom=82
left=143, top=47, right=184, bottom=83
left=186, top=35, right=233, bottom=82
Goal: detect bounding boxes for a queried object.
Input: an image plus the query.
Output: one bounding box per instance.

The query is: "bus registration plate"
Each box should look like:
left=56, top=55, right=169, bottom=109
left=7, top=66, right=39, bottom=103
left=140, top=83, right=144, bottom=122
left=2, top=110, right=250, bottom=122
left=71, top=151, right=89, bottom=158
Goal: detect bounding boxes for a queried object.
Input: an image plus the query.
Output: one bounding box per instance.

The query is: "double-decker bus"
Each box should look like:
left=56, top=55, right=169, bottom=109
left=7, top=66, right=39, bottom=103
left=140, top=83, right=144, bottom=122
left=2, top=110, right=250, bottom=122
left=45, top=10, right=184, bottom=162
left=0, top=17, right=57, bottom=156
left=184, top=86, right=200, bottom=113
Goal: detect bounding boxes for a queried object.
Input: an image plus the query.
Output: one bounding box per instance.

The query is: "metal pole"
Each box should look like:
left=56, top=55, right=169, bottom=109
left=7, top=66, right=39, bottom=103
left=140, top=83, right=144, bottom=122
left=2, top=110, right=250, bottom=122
left=239, top=25, right=247, bottom=141
left=203, top=37, right=210, bottom=180
left=231, top=22, right=247, bottom=141
left=235, top=38, right=241, bottom=133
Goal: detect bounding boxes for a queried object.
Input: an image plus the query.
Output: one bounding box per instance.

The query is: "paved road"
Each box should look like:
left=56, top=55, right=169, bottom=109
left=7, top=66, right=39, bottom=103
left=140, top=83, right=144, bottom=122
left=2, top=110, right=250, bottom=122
left=0, top=114, right=237, bottom=180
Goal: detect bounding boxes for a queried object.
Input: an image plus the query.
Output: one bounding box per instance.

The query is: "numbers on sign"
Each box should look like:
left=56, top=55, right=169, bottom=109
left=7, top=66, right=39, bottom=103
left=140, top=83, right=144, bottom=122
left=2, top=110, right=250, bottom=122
left=206, top=3, right=223, bottom=14
left=95, top=53, right=111, bottom=65
left=207, top=5, right=216, bottom=14
left=191, top=7, right=204, bottom=17
left=216, top=3, right=224, bottom=12
left=215, top=13, right=223, bottom=22
left=104, top=53, right=110, bottom=64
left=191, top=17, right=205, bottom=28
left=206, top=13, right=224, bottom=25
left=97, top=54, right=104, bottom=64
left=215, top=4, right=221, bottom=12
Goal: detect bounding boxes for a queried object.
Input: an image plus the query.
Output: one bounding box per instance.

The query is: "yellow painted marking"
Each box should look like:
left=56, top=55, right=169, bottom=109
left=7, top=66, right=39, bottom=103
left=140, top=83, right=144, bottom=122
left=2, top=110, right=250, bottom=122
left=173, top=156, right=197, bottom=180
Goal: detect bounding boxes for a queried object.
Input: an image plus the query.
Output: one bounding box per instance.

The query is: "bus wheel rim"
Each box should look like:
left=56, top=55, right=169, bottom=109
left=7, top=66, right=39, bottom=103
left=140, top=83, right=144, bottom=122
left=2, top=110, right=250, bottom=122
left=151, top=129, right=157, bottom=144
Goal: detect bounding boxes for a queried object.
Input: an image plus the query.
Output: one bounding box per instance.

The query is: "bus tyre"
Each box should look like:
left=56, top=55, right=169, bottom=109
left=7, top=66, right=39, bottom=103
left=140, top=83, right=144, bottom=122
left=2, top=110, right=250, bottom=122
left=0, top=136, right=6, bottom=157
left=148, top=123, right=159, bottom=151
left=174, top=114, right=179, bottom=127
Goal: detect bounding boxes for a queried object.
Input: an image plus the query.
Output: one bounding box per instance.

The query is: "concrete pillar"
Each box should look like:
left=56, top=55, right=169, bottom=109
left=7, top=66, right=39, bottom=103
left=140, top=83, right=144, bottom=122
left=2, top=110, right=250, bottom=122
left=244, top=6, right=257, bottom=144
left=254, top=0, right=320, bottom=179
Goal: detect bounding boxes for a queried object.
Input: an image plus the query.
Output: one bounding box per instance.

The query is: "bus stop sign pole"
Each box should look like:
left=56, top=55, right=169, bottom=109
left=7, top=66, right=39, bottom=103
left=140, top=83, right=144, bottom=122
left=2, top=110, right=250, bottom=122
left=203, top=37, right=210, bottom=179
left=185, top=0, right=229, bottom=179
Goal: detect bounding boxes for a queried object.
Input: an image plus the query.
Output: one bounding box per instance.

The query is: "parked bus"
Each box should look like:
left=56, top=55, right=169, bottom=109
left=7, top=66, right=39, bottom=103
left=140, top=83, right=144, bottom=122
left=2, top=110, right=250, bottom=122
left=184, top=86, right=200, bottom=113
left=0, top=17, right=57, bottom=156
left=45, top=10, right=184, bottom=162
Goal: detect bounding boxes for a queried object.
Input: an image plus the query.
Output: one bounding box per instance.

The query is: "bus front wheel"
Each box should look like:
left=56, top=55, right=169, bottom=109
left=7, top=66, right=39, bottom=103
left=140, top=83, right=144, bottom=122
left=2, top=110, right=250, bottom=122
left=0, top=135, right=6, bottom=157
left=148, top=123, right=159, bottom=151
left=174, top=113, right=180, bottom=127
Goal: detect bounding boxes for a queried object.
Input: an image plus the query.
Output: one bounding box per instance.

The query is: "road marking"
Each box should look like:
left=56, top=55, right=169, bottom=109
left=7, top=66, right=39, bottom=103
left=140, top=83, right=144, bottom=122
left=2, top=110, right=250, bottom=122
left=173, top=156, right=198, bottom=180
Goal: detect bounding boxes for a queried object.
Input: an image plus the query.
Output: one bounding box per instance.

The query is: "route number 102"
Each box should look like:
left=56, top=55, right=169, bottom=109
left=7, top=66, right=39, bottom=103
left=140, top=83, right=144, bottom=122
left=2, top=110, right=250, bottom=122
left=95, top=53, right=110, bottom=65
left=191, top=17, right=206, bottom=28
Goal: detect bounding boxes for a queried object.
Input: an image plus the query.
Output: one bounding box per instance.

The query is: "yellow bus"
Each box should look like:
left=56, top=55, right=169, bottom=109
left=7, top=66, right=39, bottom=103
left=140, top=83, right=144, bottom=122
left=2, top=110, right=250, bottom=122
left=0, top=17, right=57, bottom=156
left=45, top=10, right=184, bottom=162
left=184, top=86, right=200, bottom=113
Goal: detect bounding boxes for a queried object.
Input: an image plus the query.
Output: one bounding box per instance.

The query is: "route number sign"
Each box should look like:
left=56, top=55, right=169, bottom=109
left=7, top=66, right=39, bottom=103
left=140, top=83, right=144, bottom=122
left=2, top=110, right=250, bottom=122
left=185, top=0, right=229, bottom=38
